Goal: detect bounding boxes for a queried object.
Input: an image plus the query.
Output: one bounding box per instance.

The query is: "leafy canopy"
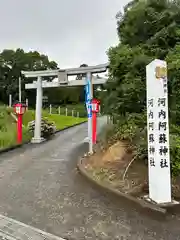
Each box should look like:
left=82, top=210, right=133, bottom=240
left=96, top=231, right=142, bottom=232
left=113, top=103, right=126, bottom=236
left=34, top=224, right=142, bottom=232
left=103, top=0, right=180, bottom=175
left=104, top=0, right=180, bottom=123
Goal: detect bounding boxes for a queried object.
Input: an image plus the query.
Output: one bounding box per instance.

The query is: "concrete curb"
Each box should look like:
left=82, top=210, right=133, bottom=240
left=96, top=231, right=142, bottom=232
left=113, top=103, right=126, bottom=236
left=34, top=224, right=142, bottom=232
left=0, top=120, right=87, bottom=155
left=77, top=156, right=167, bottom=214
left=0, top=141, right=30, bottom=154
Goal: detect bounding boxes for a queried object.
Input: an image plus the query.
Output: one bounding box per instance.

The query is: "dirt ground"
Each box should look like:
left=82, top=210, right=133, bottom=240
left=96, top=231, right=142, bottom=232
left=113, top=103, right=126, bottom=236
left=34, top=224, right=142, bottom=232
left=84, top=141, right=180, bottom=200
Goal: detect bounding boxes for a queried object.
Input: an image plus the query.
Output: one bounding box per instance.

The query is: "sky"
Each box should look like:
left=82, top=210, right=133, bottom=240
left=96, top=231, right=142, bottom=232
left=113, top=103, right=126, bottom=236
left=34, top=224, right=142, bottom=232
left=0, top=0, right=129, bottom=68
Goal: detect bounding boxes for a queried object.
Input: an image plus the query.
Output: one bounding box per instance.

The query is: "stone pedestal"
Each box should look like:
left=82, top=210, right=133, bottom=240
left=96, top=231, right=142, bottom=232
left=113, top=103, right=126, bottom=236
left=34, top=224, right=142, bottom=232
left=31, top=137, right=45, bottom=144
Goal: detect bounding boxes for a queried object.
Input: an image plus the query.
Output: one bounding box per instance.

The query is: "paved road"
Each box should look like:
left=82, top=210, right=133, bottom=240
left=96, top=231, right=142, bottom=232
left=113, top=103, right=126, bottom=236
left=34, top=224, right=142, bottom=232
left=0, top=119, right=180, bottom=239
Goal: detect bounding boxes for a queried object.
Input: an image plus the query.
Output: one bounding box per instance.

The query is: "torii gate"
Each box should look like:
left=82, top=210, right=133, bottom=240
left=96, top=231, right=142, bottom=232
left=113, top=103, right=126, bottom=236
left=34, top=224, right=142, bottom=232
left=22, top=63, right=109, bottom=153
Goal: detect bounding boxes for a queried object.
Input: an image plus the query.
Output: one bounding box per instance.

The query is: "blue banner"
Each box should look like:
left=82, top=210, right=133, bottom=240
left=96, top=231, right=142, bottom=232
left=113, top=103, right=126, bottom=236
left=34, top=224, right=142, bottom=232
left=84, top=78, right=92, bottom=118
left=85, top=81, right=90, bottom=102
left=87, top=102, right=92, bottom=118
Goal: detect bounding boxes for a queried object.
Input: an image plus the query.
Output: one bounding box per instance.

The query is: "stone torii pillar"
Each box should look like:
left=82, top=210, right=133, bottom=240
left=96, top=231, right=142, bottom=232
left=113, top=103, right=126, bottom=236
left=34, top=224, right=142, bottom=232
left=32, top=76, right=44, bottom=143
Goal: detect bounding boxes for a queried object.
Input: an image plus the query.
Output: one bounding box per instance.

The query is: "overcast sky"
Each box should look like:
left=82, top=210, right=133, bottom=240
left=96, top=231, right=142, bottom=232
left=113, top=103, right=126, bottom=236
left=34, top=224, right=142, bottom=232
left=0, top=0, right=129, bottom=68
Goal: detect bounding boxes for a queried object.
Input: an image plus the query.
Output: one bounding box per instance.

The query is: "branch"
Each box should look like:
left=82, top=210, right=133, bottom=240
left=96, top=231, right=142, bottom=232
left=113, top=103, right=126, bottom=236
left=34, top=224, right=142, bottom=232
left=10, top=112, right=25, bottom=128
left=122, top=155, right=138, bottom=181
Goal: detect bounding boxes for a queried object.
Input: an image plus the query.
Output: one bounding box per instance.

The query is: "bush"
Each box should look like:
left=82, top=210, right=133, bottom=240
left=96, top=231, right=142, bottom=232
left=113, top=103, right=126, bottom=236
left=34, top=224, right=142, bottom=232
left=107, top=114, right=180, bottom=177
left=28, top=118, right=56, bottom=139
left=108, top=113, right=147, bottom=154
left=169, top=125, right=180, bottom=176
left=170, top=134, right=180, bottom=177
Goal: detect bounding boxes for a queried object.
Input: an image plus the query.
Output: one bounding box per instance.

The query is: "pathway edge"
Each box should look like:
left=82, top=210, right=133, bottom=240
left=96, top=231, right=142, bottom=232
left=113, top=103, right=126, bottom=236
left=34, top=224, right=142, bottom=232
left=0, top=120, right=87, bottom=155
left=77, top=156, right=167, bottom=214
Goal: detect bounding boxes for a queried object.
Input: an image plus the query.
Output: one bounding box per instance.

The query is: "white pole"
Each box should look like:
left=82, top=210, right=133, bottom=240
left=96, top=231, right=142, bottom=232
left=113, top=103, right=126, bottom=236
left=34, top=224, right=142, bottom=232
left=19, top=77, right=21, bottom=103
left=58, top=106, right=60, bottom=115
left=9, top=94, right=12, bottom=107
left=77, top=112, right=79, bottom=118
left=99, top=105, right=101, bottom=115
left=50, top=104, right=52, bottom=114
left=87, top=72, right=93, bottom=154
left=26, top=98, right=28, bottom=110
left=72, top=109, right=74, bottom=117
left=66, top=108, right=68, bottom=116
left=31, top=76, right=44, bottom=143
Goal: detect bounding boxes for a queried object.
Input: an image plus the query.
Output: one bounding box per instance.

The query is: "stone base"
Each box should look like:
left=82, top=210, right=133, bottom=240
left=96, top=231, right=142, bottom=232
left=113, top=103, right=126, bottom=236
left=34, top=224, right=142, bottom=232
left=143, top=195, right=179, bottom=207
left=31, top=137, right=45, bottom=144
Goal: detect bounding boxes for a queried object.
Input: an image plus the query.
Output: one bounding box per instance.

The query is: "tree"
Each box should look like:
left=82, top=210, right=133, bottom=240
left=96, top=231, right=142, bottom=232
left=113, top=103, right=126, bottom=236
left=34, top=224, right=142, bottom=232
left=45, top=86, right=84, bottom=106
left=104, top=0, right=180, bottom=175
left=166, top=44, right=180, bottom=125
left=105, top=0, right=180, bottom=121
left=117, top=0, right=179, bottom=49
left=0, top=49, right=58, bottom=105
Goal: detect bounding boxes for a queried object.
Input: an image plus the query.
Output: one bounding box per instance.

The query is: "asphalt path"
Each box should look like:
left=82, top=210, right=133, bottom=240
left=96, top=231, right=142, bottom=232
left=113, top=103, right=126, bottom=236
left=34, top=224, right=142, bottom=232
left=0, top=118, right=179, bottom=239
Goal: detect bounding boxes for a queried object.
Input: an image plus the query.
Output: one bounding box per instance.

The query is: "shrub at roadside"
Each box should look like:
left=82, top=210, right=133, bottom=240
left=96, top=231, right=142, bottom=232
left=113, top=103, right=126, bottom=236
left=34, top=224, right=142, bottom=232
left=169, top=125, right=180, bottom=176
left=106, top=114, right=180, bottom=177
left=28, top=118, right=56, bottom=139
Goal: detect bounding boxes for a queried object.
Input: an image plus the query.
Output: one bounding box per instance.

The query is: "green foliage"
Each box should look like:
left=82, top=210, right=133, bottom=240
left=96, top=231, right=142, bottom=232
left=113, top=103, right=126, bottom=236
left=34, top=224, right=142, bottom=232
left=0, top=106, right=87, bottom=149
left=27, top=111, right=87, bottom=139
left=44, top=87, right=85, bottom=106
left=170, top=133, right=180, bottom=176
left=44, top=104, right=87, bottom=118
left=23, top=108, right=87, bottom=130
left=104, top=44, right=151, bottom=116
left=23, top=108, right=87, bottom=131
left=28, top=119, right=56, bottom=139
left=0, top=106, right=30, bottom=149
left=104, top=0, right=180, bottom=176
left=0, top=49, right=86, bottom=107
left=169, top=125, right=180, bottom=176
left=117, top=0, right=180, bottom=51
left=108, top=113, right=147, bottom=157
left=0, top=108, right=17, bottom=148
left=41, top=112, right=87, bottom=130
left=166, top=45, right=180, bottom=125
left=0, top=49, right=58, bottom=105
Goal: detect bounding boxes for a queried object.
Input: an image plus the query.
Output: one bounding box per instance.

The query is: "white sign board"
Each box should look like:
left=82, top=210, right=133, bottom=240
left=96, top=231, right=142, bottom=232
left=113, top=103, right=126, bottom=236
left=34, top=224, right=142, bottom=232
left=146, top=59, right=171, bottom=204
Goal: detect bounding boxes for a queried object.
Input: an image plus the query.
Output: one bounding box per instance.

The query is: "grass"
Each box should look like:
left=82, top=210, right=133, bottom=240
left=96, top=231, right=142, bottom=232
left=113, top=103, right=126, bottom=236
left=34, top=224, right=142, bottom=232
left=0, top=106, right=87, bottom=149
left=0, top=106, right=24, bottom=149
left=43, top=114, right=87, bottom=130
left=44, top=103, right=87, bottom=118
left=23, top=109, right=87, bottom=129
